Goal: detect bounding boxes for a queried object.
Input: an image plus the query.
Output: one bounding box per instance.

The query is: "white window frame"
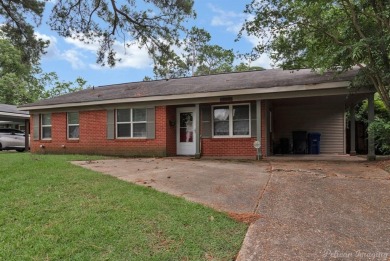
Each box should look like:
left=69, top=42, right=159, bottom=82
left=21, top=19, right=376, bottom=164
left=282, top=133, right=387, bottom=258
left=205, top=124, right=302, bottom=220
left=212, top=103, right=251, bottom=138
left=41, top=113, right=52, bottom=140
left=67, top=112, right=80, bottom=140
left=116, top=108, right=147, bottom=139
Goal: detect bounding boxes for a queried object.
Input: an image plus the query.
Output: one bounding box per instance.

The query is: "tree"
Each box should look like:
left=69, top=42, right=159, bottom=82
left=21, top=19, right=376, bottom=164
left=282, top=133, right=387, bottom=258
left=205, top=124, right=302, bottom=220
left=241, top=0, right=390, bottom=110
left=354, top=93, right=390, bottom=154
left=195, top=45, right=235, bottom=75
left=143, top=76, right=153, bottom=82
left=0, top=0, right=48, bottom=65
left=49, top=0, right=194, bottom=67
left=0, top=39, right=40, bottom=105
left=151, top=26, right=211, bottom=79
left=152, top=49, right=189, bottom=79
left=39, top=73, right=88, bottom=99
left=234, top=62, right=265, bottom=72
left=0, top=0, right=194, bottom=67
left=183, top=27, right=211, bottom=75
left=0, top=38, right=87, bottom=105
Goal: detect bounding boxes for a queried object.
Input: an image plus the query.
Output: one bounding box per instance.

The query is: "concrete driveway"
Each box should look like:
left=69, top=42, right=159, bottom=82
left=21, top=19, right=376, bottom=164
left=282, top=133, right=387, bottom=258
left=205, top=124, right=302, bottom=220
left=73, top=157, right=390, bottom=260
left=72, top=158, right=271, bottom=214
left=237, top=160, right=390, bottom=261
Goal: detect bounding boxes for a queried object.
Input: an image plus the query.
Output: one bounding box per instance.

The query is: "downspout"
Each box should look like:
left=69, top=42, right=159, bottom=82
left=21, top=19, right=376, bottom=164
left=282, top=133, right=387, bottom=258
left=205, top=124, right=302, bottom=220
left=256, top=100, right=263, bottom=159
left=195, top=104, right=201, bottom=159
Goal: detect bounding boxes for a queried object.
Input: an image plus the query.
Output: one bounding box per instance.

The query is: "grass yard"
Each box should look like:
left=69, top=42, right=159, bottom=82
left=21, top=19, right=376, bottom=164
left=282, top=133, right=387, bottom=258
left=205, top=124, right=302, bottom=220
left=0, top=153, right=247, bottom=260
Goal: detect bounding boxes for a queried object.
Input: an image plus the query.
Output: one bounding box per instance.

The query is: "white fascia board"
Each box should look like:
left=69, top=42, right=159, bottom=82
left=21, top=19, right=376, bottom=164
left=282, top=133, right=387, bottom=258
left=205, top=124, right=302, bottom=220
left=20, top=81, right=351, bottom=111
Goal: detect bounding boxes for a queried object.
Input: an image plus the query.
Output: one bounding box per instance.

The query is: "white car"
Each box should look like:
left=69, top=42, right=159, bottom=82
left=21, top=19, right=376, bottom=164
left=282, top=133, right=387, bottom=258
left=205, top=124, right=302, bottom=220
left=0, top=129, right=26, bottom=152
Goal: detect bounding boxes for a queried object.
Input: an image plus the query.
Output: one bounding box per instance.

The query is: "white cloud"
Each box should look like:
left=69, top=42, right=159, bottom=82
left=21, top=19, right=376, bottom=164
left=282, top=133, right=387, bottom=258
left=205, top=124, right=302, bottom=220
left=251, top=54, right=273, bottom=69
left=209, top=4, right=246, bottom=34
left=35, top=32, right=60, bottom=58
left=209, top=4, right=272, bottom=69
left=64, top=36, right=152, bottom=70
left=62, top=49, right=86, bottom=69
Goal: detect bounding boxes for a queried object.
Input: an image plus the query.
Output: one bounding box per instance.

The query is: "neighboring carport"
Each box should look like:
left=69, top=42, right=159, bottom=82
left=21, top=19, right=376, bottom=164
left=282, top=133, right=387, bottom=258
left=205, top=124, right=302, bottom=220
left=0, top=104, right=30, bottom=151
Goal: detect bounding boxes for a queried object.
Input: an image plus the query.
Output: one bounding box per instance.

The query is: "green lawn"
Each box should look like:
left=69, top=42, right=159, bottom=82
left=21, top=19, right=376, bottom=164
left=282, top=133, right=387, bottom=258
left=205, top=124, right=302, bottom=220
left=0, top=153, right=247, bottom=260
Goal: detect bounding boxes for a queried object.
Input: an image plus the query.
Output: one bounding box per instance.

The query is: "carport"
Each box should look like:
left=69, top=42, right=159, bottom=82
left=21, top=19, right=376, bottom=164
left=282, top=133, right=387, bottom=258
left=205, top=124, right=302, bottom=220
left=264, top=92, right=375, bottom=160
left=0, top=104, right=30, bottom=151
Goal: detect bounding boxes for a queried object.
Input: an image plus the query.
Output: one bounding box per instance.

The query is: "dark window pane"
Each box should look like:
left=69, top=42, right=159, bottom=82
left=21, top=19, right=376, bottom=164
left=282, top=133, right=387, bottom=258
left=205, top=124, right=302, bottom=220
left=68, top=126, right=79, bottom=138
left=42, top=114, right=51, bottom=125
left=117, top=124, right=131, bottom=137
left=180, top=113, right=193, bottom=127
left=233, top=120, right=249, bottom=135
left=214, top=121, right=229, bottom=136
left=117, top=109, right=130, bottom=122
left=133, top=123, right=147, bottom=137
left=133, top=109, right=146, bottom=122
left=42, top=127, right=51, bottom=139
left=68, top=112, right=79, bottom=124
left=233, top=105, right=249, bottom=120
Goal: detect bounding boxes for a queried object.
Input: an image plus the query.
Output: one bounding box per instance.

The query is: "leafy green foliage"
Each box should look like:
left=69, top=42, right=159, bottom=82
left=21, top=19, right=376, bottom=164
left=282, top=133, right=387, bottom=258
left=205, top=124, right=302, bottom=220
left=39, top=73, right=88, bottom=99
left=234, top=62, right=265, bottom=72
left=0, top=38, right=88, bottom=105
left=0, top=0, right=47, bottom=65
left=355, top=93, right=390, bottom=154
left=195, top=45, right=235, bottom=76
left=151, top=27, right=236, bottom=79
left=242, top=0, right=390, bottom=110
left=0, top=39, right=44, bottom=105
left=369, top=118, right=390, bottom=154
left=0, top=153, right=247, bottom=260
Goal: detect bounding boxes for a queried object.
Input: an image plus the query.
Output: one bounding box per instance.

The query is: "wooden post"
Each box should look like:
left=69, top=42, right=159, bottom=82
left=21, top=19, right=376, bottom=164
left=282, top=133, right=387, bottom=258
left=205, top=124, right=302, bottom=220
left=349, top=105, right=356, bottom=156
left=367, top=93, right=376, bottom=160
left=24, top=119, right=30, bottom=151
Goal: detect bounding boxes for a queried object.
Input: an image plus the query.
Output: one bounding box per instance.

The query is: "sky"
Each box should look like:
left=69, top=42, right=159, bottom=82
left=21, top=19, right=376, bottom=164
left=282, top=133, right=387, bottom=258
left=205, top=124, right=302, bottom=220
left=36, top=1, right=272, bottom=88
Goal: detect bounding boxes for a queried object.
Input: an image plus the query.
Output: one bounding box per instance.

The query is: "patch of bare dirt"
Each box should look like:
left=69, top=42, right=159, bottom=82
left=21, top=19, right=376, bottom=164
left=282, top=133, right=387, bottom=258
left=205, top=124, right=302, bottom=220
left=376, top=159, right=390, bottom=174
left=228, top=213, right=261, bottom=224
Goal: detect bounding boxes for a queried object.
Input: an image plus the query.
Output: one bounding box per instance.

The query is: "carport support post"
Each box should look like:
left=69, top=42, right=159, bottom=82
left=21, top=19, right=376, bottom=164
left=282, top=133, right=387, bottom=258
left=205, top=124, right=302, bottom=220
left=256, top=100, right=263, bottom=160
left=195, top=104, right=201, bottom=159
left=349, top=105, right=356, bottom=156
left=24, top=119, right=30, bottom=151
left=367, top=93, right=376, bottom=161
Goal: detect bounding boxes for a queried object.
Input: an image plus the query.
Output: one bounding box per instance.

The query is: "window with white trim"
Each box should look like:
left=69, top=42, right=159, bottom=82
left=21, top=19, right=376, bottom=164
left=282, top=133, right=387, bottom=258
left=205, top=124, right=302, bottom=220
left=213, top=104, right=250, bottom=137
left=116, top=108, right=147, bottom=138
left=41, top=113, right=52, bottom=139
left=67, top=112, right=79, bottom=139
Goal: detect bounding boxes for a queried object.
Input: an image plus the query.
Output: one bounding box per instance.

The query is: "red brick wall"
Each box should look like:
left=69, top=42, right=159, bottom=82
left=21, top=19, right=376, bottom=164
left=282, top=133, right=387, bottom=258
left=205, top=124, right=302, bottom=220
left=30, top=101, right=268, bottom=157
left=30, top=106, right=169, bottom=156
left=201, top=101, right=267, bottom=158
left=201, top=138, right=257, bottom=157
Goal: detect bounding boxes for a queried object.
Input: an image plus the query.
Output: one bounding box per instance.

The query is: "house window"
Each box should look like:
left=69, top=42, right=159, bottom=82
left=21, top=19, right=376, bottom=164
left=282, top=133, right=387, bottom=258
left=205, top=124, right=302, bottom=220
left=213, top=104, right=250, bottom=137
left=41, top=113, right=52, bottom=139
left=67, top=112, right=79, bottom=139
left=116, top=108, right=147, bottom=138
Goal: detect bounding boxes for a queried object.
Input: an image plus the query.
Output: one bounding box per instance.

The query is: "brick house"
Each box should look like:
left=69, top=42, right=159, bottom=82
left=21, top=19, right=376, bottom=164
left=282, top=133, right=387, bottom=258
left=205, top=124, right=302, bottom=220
left=19, top=69, right=375, bottom=159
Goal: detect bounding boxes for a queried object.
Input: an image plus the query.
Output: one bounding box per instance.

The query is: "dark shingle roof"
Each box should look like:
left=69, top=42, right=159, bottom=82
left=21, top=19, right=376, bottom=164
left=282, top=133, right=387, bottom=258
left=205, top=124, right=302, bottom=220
left=20, top=69, right=358, bottom=108
left=0, top=104, right=29, bottom=115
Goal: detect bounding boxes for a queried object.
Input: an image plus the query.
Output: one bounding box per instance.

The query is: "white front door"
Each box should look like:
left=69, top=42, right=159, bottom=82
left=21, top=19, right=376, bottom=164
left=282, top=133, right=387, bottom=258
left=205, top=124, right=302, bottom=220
left=177, top=107, right=196, bottom=155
